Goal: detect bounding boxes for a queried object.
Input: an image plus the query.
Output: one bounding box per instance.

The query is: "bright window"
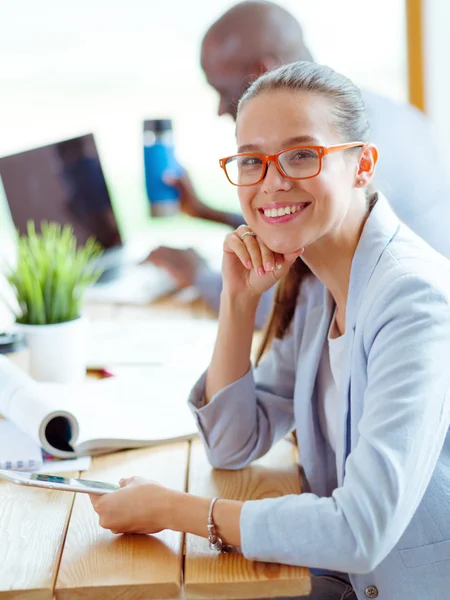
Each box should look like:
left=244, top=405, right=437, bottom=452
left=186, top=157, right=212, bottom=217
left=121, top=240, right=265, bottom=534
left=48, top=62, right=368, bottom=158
left=0, top=0, right=406, bottom=243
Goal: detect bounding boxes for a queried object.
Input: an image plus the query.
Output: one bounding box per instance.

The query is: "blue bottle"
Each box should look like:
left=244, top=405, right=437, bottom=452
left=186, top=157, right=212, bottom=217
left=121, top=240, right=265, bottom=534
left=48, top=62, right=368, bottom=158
left=143, top=119, right=180, bottom=217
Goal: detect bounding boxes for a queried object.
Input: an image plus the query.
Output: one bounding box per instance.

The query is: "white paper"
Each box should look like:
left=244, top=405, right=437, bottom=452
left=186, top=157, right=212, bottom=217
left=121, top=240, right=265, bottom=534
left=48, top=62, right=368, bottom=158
left=0, top=419, right=43, bottom=470
left=70, top=370, right=199, bottom=454
left=37, top=455, right=92, bottom=474
left=0, top=357, right=79, bottom=456
left=0, top=357, right=199, bottom=459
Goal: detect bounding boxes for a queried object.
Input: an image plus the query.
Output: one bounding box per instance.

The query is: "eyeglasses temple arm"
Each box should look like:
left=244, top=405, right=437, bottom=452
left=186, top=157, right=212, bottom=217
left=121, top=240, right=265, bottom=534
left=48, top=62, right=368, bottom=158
left=325, top=142, right=365, bottom=155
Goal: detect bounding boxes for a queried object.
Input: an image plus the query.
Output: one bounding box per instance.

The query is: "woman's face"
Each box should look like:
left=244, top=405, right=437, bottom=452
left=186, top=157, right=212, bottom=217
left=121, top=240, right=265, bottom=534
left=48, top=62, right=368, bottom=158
left=235, top=89, right=365, bottom=255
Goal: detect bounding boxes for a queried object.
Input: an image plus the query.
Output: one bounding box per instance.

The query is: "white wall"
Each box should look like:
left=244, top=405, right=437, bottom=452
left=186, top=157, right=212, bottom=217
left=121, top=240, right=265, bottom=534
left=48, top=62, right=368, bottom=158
left=423, top=0, right=450, bottom=150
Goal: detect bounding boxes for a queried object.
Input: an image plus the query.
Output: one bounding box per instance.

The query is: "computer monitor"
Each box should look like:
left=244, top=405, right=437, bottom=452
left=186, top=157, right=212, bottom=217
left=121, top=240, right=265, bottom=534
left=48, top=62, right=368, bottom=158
left=0, top=134, right=122, bottom=249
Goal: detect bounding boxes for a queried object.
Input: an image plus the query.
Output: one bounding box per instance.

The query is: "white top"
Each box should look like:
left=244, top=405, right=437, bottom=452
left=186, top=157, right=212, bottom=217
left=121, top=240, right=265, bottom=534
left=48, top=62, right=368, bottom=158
left=317, top=311, right=346, bottom=453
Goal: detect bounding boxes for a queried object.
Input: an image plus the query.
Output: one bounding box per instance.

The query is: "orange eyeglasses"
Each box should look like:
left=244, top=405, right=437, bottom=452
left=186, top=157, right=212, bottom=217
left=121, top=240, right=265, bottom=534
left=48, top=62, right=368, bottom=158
left=219, top=142, right=365, bottom=186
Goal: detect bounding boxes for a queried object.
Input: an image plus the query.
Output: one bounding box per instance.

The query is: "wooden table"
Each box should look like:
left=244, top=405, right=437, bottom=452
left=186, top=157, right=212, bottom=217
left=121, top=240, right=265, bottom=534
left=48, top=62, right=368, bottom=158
left=0, top=296, right=310, bottom=599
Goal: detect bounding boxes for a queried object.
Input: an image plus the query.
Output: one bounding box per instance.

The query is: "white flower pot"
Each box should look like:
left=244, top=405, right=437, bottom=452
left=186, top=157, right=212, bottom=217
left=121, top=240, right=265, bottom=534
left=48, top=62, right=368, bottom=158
left=16, top=317, right=86, bottom=383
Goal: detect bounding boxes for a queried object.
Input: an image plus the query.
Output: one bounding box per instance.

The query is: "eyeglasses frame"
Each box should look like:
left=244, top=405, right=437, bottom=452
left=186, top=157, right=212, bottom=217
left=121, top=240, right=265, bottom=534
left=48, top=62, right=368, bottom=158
left=219, top=142, right=366, bottom=187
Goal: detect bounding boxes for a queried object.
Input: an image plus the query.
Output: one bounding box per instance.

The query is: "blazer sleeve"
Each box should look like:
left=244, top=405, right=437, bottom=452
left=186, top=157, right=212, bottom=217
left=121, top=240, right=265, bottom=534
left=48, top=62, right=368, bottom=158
left=188, top=326, right=297, bottom=469
left=240, top=273, right=450, bottom=573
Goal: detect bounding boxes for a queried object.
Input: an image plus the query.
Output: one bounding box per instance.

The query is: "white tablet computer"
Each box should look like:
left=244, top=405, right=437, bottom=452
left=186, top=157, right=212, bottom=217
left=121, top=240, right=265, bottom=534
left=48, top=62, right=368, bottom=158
left=0, top=470, right=120, bottom=495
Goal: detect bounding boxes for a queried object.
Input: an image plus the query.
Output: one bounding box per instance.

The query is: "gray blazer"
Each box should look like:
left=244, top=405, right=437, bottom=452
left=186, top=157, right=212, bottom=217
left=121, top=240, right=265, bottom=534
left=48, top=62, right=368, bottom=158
left=189, top=195, right=450, bottom=600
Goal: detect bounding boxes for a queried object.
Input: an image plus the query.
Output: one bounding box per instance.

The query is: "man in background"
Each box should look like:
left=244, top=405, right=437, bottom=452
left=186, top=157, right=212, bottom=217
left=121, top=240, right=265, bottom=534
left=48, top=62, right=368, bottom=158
left=149, top=0, right=450, bottom=325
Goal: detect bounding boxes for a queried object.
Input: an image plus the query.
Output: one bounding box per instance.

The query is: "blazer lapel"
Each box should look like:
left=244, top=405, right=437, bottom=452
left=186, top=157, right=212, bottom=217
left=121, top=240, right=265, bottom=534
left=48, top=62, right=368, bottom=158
left=346, top=194, right=399, bottom=330
left=336, top=326, right=355, bottom=486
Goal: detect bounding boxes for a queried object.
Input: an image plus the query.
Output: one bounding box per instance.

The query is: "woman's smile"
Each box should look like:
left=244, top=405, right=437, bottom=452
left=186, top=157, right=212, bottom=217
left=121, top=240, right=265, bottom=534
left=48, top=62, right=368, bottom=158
left=257, top=201, right=312, bottom=224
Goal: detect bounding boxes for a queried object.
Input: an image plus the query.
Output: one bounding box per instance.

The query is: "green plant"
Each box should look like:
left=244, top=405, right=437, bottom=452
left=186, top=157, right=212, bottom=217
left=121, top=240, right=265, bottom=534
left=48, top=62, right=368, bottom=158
left=6, top=221, right=103, bottom=325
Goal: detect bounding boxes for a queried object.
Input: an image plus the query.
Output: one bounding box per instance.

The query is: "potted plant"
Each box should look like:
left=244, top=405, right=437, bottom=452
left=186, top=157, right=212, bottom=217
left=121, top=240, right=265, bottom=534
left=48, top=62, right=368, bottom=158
left=5, top=221, right=103, bottom=382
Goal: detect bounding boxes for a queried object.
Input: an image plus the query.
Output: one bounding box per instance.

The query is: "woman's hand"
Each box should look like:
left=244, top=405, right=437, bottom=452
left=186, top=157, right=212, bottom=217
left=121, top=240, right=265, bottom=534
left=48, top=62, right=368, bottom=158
left=89, top=476, right=177, bottom=535
left=222, top=225, right=303, bottom=298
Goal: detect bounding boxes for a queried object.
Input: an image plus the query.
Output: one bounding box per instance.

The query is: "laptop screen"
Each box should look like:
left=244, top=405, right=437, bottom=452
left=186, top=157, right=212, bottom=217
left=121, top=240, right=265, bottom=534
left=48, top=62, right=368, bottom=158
left=0, top=134, right=122, bottom=249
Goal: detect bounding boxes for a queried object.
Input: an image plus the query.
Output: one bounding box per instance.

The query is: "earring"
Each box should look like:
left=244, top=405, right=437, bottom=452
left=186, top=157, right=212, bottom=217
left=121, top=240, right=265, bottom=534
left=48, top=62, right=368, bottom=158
left=358, top=179, right=364, bottom=186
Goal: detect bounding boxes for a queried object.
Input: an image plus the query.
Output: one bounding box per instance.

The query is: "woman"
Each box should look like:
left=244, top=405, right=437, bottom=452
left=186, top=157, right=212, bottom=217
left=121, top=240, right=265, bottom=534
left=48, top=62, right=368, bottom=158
left=91, top=62, right=450, bottom=600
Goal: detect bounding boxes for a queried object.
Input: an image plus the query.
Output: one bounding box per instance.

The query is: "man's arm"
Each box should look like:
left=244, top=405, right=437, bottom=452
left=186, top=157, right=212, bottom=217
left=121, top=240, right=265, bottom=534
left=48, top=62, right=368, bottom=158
left=165, top=172, right=244, bottom=229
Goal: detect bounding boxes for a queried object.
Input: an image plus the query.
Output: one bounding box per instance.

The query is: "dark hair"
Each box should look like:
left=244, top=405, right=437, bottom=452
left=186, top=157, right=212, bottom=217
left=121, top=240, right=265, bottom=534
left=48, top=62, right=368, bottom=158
left=237, top=61, right=372, bottom=362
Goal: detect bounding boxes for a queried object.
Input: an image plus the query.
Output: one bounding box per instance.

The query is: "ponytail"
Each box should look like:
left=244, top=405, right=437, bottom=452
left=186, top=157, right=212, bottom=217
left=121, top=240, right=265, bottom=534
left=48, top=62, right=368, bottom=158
left=256, top=259, right=312, bottom=365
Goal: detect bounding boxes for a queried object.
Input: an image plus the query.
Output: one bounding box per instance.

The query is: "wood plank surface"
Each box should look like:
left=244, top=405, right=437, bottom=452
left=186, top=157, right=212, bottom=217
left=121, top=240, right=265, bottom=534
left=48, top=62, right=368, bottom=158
left=55, top=444, right=189, bottom=600
left=184, top=439, right=310, bottom=599
left=0, top=471, right=79, bottom=600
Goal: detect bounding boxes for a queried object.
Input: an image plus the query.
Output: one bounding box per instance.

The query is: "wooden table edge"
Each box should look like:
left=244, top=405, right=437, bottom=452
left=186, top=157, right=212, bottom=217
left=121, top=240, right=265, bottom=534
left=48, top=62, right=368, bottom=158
left=54, top=580, right=181, bottom=600
left=184, top=575, right=311, bottom=599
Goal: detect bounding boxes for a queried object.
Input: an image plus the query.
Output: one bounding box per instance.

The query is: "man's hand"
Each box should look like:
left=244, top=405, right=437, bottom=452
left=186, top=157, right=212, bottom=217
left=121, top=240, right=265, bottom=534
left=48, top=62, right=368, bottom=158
left=164, top=171, right=242, bottom=228
left=147, top=246, right=207, bottom=288
left=163, top=172, right=209, bottom=219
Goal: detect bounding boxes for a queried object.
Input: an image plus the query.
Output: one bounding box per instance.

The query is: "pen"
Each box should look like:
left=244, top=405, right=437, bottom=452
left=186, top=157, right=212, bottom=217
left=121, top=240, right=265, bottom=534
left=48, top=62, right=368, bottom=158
left=87, top=368, right=115, bottom=378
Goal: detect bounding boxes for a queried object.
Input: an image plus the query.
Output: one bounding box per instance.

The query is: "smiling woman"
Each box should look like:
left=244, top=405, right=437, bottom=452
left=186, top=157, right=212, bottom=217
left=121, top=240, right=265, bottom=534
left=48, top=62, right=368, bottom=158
left=231, top=70, right=377, bottom=261
left=90, top=60, right=450, bottom=600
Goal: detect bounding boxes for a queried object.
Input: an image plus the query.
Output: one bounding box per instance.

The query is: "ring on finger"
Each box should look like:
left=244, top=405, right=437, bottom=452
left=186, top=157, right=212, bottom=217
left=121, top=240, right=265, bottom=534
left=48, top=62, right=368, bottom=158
left=241, top=231, right=257, bottom=240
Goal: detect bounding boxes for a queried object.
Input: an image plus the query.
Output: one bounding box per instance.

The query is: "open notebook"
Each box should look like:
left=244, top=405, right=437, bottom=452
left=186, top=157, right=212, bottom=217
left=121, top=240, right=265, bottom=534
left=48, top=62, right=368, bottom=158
left=0, top=357, right=199, bottom=462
